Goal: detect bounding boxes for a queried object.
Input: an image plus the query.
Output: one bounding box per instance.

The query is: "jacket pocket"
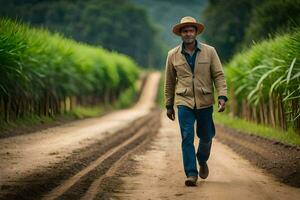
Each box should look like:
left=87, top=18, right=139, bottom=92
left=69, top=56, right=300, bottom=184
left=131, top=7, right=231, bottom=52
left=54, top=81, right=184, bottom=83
left=174, top=62, right=190, bottom=78
left=199, top=87, right=214, bottom=106
left=175, top=88, right=187, bottom=96
left=197, top=61, right=210, bottom=76
left=201, top=87, right=212, bottom=95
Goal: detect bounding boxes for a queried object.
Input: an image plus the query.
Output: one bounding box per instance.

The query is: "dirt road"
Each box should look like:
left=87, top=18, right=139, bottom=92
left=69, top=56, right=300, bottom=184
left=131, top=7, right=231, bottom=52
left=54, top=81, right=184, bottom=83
left=0, top=72, right=161, bottom=198
left=2, top=70, right=300, bottom=200
left=114, top=111, right=300, bottom=200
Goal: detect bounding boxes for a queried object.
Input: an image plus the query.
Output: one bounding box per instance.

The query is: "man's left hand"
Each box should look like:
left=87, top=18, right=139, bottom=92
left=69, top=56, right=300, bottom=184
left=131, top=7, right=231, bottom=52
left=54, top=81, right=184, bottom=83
left=218, top=99, right=226, bottom=112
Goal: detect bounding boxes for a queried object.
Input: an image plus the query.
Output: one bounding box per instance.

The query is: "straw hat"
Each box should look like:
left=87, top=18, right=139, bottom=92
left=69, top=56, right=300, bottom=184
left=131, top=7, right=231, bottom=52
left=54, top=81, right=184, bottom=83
left=172, top=16, right=205, bottom=36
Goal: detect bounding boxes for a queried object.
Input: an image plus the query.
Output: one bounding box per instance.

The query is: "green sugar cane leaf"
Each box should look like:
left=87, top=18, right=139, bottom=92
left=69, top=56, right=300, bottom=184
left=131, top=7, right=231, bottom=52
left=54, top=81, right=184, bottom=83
left=269, top=76, right=284, bottom=97
left=291, top=72, right=300, bottom=80
left=283, top=90, right=297, bottom=101
left=287, top=58, right=297, bottom=85
left=254, top=96, right=260, bottom=106
left=235, top=84, right=248, bottom=96
left=284, top=95, right=300, bottom=101
left=255, top=65, right=284, bottom=92
left=0, top=84, right=8, bottom=95
left=272, top=57, right=286, bottom=63
left=249, top=64, right=271, bottom=73
left=247, top=87, right=259, bottom=102
left=293, top=112, right=300, bottom=121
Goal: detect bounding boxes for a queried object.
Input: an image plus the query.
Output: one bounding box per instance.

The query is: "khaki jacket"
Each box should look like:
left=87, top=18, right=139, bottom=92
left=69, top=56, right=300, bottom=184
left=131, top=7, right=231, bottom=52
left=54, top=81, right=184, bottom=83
left=164, top=42, right=227, bottom=109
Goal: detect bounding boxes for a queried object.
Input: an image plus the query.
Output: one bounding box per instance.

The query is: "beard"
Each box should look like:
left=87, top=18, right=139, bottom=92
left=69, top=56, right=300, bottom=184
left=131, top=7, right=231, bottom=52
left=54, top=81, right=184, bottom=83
left=182, top=36, right=195, bottom=44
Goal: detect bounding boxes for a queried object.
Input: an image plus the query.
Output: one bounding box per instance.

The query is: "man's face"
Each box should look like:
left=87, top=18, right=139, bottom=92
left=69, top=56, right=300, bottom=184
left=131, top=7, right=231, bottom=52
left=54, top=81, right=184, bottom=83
left=180, top=26, right=197, bottom=44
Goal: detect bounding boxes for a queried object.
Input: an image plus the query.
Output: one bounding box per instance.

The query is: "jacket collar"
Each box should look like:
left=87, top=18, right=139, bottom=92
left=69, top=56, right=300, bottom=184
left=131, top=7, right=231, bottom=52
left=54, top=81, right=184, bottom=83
left=180, top=39, right=201, bottom=55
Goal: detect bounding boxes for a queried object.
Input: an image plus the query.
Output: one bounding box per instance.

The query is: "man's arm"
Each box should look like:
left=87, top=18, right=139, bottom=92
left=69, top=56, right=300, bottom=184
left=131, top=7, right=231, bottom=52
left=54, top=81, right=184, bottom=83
left=164, top=52, right=176, bottom=109
left=164, top=52, right=177, bottom=120
left=210, top=47, right=228, bottom=102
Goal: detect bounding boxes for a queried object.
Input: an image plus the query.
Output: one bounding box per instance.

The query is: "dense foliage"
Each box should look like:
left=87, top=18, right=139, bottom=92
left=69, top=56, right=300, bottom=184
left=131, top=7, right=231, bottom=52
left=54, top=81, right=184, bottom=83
left=0, top=0, right=164, bottom=68
left=0, top=18, right=140, bottom=122
left=225, top=29, right=300, bottom=132
left=202, top=0, right=300, bottom=61
left=131, top=0, right=208, bottom=48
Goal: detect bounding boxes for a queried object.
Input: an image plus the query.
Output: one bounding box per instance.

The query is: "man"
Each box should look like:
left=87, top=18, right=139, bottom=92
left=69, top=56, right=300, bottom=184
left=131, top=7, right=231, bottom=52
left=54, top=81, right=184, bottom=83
left=164, top=16, right=228, bottom=187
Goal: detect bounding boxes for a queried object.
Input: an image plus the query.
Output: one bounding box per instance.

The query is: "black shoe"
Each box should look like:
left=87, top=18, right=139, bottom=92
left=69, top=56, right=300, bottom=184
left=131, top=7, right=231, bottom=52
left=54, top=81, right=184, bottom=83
left=185, top=176, right=197, bottom=186
left=199, top=163, right=209, bottom=179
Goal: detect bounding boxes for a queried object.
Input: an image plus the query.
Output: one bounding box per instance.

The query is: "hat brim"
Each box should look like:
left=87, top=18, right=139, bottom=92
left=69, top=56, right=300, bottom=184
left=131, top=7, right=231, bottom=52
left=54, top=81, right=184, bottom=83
left=172, top=22, right=205, bottom=36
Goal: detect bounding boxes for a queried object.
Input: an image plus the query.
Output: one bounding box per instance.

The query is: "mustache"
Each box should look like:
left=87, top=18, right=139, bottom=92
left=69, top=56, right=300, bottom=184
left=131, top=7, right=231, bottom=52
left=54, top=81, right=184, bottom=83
left=183, top=36, right=194, bottom=39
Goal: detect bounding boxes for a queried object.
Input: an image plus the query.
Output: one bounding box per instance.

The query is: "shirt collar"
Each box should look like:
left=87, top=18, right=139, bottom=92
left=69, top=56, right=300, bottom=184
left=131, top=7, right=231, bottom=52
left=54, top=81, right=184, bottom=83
left=181, top=39, right=201, bottom=55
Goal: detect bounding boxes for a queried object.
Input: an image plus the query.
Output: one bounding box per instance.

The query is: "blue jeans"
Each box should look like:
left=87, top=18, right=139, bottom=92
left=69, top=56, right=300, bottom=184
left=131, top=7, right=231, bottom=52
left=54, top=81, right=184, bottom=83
left=177, top=105, right=215, bottom=177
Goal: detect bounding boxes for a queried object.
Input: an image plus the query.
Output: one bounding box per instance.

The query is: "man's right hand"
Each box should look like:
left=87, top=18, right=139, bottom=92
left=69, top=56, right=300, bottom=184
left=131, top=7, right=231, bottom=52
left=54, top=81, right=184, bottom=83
left=166, top=108, right=175, bottom=121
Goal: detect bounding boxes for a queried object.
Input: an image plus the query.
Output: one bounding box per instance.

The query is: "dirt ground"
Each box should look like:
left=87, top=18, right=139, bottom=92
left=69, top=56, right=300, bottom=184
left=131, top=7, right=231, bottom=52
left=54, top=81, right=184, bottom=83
left=0, top=109, right=161, bottom=200
left=1, top=71, right=300, bottom=200
left=111, top=111, right=300, bottom=200
left=0, top=72, right=161, bottom=200
left=215, top=124, right=300, bottom=187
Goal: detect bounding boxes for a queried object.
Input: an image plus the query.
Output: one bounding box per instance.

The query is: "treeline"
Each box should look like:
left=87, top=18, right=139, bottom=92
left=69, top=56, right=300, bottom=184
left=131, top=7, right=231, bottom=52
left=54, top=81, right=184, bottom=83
left=0, top=0, right=164, bottom=68
left=202, top=0, right=300, bottom=61
left=131, top=0, right=207, bottom=48
left=225, top=29, right=300, bottom=133
left=0, top=18, right=140, bottom=122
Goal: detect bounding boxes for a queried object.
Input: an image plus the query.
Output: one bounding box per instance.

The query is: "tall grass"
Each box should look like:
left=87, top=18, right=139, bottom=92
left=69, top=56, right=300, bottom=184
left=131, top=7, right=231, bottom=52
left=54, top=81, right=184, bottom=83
left=225, top=28, right=300, bottom=132
left=0, top=18, right=140, bottom=122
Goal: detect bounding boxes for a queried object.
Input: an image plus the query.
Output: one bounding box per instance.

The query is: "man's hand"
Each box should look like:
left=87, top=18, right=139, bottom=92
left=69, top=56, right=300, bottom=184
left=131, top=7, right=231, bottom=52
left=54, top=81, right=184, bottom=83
left=218, top=99, right=226, bottom=112
left=166, top=108, right=175, bottom=121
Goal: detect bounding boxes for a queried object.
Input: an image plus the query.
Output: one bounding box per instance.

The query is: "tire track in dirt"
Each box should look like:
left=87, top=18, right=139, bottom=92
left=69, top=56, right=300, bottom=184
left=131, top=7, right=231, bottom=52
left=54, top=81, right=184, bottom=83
left=0, top=72, right=161, bottom=188
left=81, top=118, right=158, bottom=200
left=42, top=110, right=161, bottom=200
left=0, top=72, right=162, bottom=200
left=0, top=109, right=161, bottom=200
